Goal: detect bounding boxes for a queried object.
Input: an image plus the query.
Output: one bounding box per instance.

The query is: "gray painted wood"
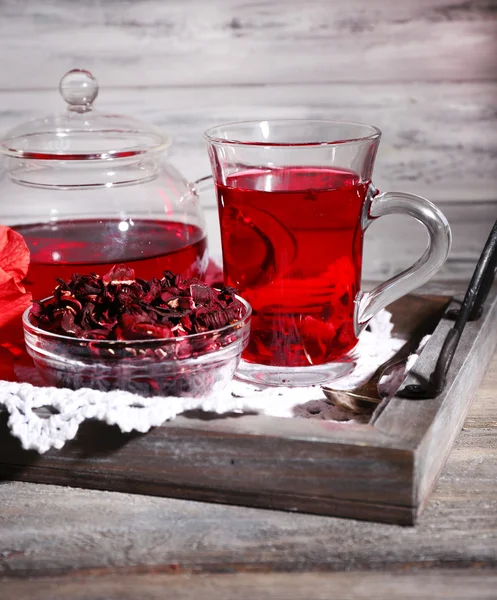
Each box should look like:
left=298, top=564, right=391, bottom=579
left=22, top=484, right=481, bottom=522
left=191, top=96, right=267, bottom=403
left=1, top=0, right=496, bottom=89
left=0, top=355, right=496, bottom=581
left=2, top=570, right=497, bottom=600
left=1, top=82, right=496, bottom=201
left=374, top=285, right=497, bottom=516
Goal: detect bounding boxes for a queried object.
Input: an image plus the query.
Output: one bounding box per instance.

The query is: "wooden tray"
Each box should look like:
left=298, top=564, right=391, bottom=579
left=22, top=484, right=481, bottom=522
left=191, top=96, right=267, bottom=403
left=1, top=284, right=496, bottom=525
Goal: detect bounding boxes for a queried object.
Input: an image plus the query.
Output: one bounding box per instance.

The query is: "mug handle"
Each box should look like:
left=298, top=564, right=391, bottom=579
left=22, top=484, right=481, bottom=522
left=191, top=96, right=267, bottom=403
left=355, top=187, right=452, bottom=336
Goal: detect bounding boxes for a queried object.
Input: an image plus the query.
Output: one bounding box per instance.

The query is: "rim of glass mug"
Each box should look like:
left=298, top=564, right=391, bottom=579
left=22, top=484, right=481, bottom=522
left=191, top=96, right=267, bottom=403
left=204, top=119, right=381, bottom=147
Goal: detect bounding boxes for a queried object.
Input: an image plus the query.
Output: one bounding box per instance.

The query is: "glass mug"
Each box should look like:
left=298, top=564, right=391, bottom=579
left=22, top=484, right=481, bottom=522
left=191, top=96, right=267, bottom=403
left=204, top=120, right=452, bottom=387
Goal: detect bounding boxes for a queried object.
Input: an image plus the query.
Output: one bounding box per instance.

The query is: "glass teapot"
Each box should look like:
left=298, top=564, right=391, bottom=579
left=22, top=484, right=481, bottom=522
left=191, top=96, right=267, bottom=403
left=0, top=69, right=207, bottom=300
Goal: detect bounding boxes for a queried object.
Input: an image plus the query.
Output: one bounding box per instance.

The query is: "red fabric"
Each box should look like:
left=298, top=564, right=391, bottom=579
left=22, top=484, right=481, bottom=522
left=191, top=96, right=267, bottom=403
left=0, top=225, right=32, bottom=381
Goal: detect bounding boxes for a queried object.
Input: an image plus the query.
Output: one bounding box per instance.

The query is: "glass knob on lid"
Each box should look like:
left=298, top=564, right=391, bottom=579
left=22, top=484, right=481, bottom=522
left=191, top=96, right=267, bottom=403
left=59, top=69, right=99, bottom=112
left=0, top=68, right=169, bottom=160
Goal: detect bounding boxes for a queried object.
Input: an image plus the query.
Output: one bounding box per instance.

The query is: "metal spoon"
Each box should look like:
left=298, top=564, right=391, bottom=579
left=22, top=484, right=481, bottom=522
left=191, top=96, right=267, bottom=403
left=322, top=352, right=411, bottom=413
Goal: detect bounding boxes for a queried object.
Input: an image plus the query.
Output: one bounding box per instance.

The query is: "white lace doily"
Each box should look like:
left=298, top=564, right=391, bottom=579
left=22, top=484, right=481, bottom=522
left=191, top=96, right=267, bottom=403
left=0, top=310, right=421, bottom=454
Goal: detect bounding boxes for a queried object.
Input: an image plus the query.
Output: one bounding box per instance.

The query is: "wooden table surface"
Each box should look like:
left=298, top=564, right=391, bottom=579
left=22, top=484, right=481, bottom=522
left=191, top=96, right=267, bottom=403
left=1, top=354, right=496, bottom=599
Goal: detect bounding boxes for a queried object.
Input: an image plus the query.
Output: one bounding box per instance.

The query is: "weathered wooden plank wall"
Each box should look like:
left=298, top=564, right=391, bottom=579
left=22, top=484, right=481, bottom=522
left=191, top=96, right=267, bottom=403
left=0, top=0, right=496, bottom=279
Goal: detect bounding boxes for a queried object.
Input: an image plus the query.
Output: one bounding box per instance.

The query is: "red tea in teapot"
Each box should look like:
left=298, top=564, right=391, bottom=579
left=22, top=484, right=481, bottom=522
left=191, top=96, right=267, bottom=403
left=15, top=219, right=207, bottom=301
left=216, top=166, right=369, bottom=367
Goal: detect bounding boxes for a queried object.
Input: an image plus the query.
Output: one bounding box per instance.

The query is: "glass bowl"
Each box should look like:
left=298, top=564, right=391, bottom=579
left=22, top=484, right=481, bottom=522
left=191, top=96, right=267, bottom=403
left=22, top=297, right=251, bottom=397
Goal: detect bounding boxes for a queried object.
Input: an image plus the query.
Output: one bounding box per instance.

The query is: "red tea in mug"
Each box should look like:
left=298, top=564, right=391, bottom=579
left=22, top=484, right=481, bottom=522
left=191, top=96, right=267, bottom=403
left=216, top=167, right=369, bottom=367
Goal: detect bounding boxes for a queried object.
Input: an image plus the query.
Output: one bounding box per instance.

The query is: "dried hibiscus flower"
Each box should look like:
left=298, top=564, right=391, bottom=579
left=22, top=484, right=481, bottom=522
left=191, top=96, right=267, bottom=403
left=32, top=264, right=245, bottom=341
left=26, top=265, right=250, bottom=397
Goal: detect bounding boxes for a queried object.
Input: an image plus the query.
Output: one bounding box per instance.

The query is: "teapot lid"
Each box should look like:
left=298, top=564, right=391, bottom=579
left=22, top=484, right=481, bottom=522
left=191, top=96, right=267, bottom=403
left=0, top=69, right=170, bottom=160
